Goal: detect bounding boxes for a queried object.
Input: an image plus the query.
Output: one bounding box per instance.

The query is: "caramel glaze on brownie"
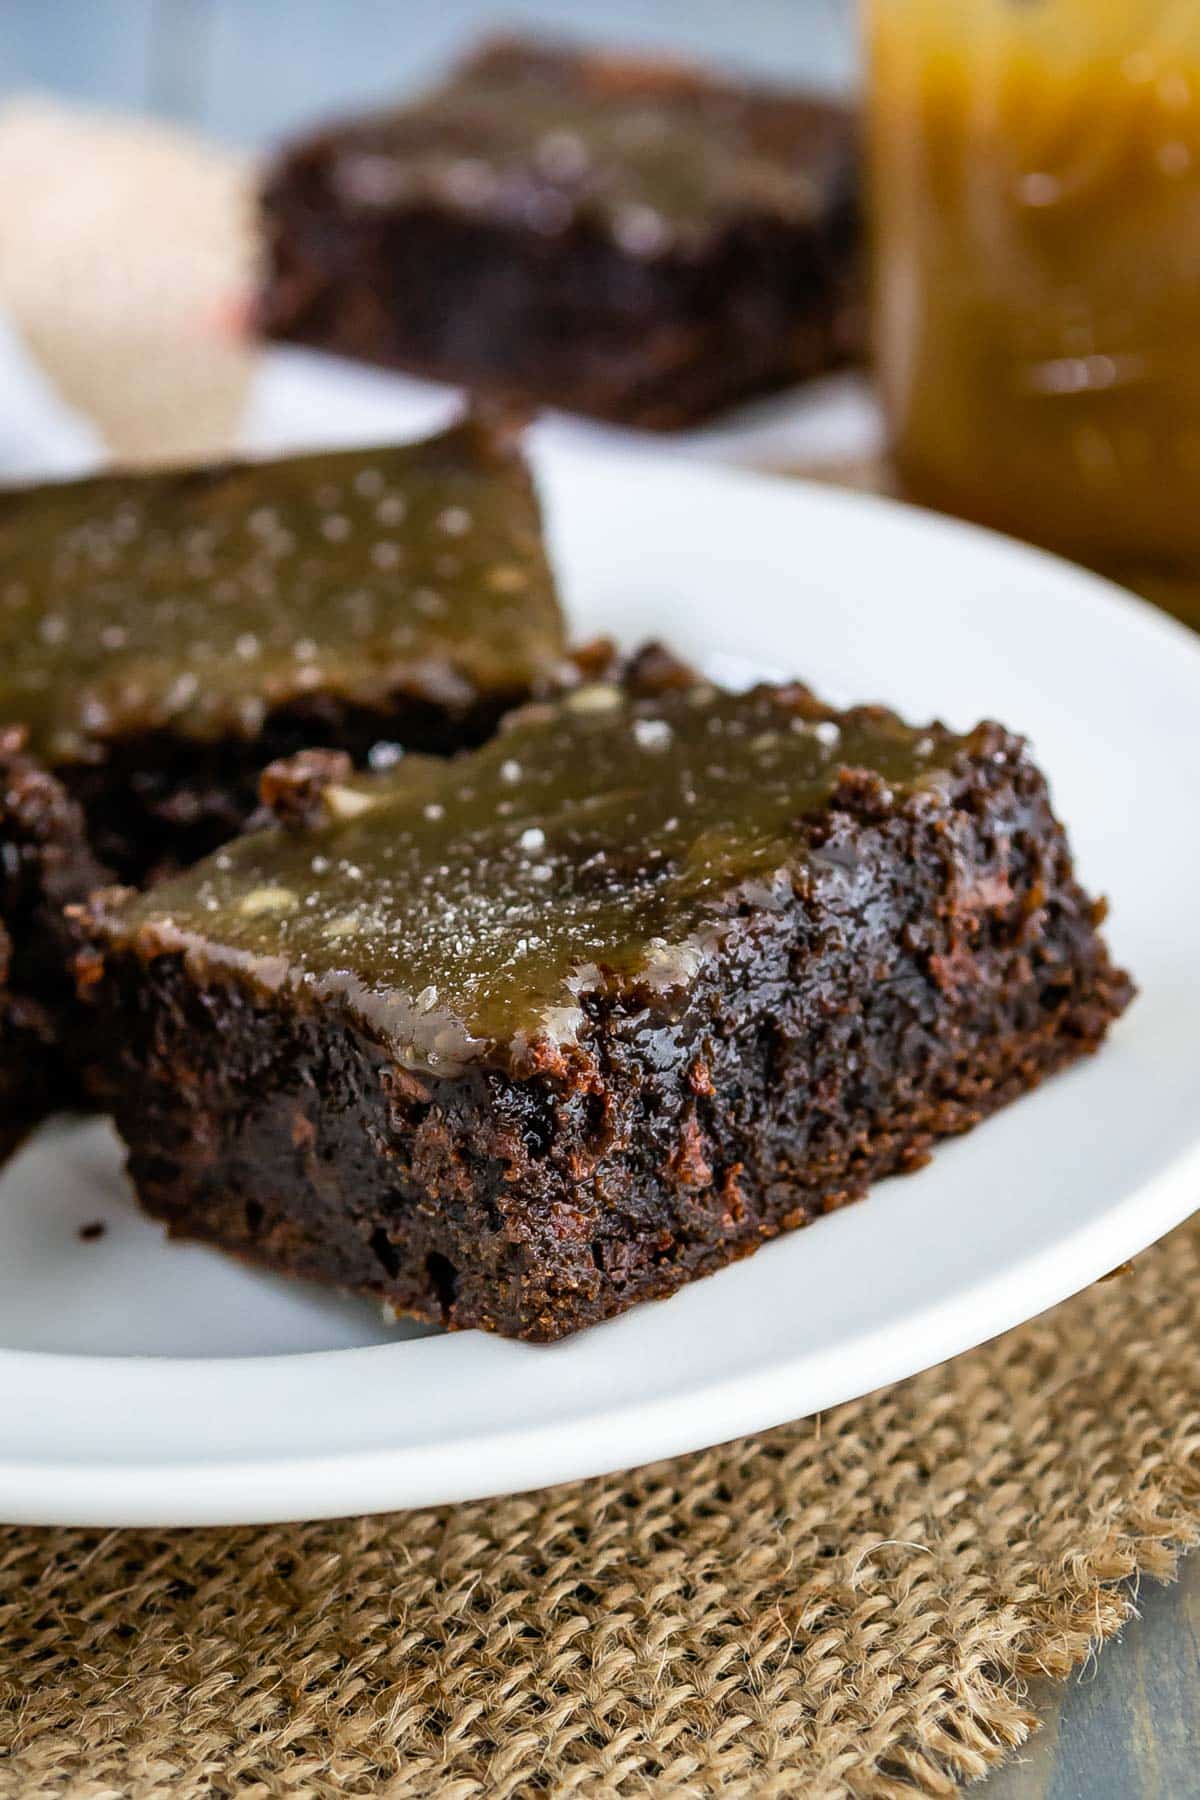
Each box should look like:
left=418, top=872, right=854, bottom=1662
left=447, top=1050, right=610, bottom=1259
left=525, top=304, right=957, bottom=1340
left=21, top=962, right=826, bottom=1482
left=0, top=416, right=566, bottom=885
left=78, top=675, right=1132, bottom=1341
left=258, top=37, right=861, bottom=429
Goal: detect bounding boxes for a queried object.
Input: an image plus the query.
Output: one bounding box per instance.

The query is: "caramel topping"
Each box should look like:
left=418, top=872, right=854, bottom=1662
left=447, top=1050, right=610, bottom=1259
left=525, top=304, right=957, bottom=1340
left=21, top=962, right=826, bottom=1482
left=102, top=682, right=968, bottom=1074
left=0, top=419, right=563, bottom=763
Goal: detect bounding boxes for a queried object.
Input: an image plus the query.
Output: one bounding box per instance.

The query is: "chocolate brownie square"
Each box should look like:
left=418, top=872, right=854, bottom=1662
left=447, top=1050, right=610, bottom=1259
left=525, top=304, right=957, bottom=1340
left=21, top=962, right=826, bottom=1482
left=258, top=37, right=860, bottom=428
left=78, top=673, right=1131, bottom=1340
left=0, top=415, right=564, bottom=884
left=0, top=416, right=564, bottom=1151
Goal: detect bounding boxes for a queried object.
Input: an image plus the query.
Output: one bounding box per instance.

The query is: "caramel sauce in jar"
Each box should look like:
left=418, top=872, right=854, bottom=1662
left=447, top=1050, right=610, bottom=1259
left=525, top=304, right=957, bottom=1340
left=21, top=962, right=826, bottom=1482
left=868, top=1, right=1200, bottom=609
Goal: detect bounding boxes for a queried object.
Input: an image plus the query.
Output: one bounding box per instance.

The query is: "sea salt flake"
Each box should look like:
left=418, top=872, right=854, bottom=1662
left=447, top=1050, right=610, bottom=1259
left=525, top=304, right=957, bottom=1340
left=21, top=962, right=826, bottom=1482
left=633, top=717, right=672, bottom=751
left=536, top=129, right=589, bottom=179
left=443, top=157, right=497, bottom=206
left=612, top=203, right=671, bottom=257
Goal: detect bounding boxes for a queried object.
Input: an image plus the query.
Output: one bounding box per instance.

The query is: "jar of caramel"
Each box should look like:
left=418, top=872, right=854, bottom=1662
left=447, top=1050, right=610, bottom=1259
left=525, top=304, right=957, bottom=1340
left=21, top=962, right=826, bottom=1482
left=867, top=1, right=1200, bottom=612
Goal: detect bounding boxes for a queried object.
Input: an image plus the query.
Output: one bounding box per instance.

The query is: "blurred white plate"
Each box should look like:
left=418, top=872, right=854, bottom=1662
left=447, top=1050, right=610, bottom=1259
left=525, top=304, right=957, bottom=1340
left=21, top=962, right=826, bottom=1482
left=240, top=343, right=882, bottom=471
left=1, top=432, right=1197, bottom=1527
left=0, top=312, right=103, bottom=481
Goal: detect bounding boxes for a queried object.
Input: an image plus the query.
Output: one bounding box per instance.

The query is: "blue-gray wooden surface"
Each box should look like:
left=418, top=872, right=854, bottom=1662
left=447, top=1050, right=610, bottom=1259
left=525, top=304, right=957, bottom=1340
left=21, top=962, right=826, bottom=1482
left=1, top=2, right=1196, bottom=1792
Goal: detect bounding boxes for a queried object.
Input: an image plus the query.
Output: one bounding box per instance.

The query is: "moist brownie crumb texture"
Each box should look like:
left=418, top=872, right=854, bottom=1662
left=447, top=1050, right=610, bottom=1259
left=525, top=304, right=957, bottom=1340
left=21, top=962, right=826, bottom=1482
left=0, top=728, right=106, bottom=1159
left=81, top=678, right=1131, bottom=1341
left=258, top=37, right=860, bottom=428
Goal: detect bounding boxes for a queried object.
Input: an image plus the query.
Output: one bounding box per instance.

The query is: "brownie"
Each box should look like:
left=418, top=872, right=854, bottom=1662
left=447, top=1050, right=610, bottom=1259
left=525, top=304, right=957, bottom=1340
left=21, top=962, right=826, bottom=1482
left=77, top=673, right=1131, bottom=1342
left=0, top=416, right=564, bottom=1150
left=0, top=415, right=564, bottom=885
left=0, top=729, right=106, bottom=1158
left=258, top=37, right=860, bottom=429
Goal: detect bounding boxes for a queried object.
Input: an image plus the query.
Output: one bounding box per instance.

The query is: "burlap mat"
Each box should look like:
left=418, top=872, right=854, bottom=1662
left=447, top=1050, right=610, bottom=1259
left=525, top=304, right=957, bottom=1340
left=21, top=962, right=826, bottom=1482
left=0, top=102, right=1197, bottom=1799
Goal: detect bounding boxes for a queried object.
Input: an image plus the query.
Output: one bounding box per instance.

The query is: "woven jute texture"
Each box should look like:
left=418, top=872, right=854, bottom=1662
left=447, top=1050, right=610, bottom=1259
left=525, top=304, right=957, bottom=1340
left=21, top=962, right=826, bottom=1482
left=0, top=101, right=1197, bottom=1800
left=3, top=1221, right=1199, bottom=1798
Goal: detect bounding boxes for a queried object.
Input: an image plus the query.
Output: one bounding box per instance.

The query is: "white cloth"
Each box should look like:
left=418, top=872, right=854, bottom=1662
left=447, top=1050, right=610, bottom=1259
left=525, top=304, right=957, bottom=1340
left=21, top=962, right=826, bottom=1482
left=0, top=310, right=104, bottom=481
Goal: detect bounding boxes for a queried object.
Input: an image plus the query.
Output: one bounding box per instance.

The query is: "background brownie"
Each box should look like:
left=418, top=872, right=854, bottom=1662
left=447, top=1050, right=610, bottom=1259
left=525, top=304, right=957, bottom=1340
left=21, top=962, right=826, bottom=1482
left=79, top=677, right=1131, bottom=1341
left=0, top=415, right=565, bottom=884
left=258, top=37, right=860, bottom=429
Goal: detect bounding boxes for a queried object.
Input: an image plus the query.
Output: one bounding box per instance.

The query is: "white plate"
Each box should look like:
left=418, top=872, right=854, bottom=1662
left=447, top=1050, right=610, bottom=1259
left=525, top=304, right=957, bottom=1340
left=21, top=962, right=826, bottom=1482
left=3, top=438, right=1199, bottom=1527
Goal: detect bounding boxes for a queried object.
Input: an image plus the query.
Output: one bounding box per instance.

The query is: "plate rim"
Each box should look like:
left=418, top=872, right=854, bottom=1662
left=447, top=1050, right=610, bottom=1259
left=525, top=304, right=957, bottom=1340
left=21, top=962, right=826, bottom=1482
left=2, top=1136, right=1198, bottom=1527
left=3, top=449, right=1199, bottom=1527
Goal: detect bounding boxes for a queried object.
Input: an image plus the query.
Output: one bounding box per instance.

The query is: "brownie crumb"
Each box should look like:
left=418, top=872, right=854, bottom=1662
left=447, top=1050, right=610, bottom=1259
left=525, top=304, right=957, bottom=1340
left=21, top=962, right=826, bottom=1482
left=78, top=1220, right=106, bottom=1242
left=259, top=748, right=355, bottom=831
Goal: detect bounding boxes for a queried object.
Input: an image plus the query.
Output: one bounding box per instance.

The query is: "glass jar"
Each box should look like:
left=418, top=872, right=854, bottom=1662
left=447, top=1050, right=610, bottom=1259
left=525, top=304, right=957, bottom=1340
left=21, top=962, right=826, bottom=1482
left=867, top=0, right=1200, bottom=613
